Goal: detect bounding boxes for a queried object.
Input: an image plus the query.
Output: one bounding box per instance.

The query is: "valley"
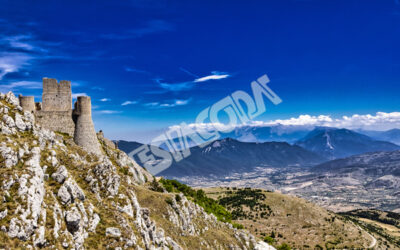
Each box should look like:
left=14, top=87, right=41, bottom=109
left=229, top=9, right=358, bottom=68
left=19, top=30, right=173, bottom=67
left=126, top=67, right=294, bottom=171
left=172, top=165, right=400, bottom=213
left=203, top=187, right=399, bottom=249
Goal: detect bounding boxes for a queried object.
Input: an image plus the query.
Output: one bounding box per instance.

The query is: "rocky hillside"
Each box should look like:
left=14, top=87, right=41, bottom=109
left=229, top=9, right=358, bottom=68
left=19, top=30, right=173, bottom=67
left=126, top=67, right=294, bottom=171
left=0, top=92, right=272, bottom=249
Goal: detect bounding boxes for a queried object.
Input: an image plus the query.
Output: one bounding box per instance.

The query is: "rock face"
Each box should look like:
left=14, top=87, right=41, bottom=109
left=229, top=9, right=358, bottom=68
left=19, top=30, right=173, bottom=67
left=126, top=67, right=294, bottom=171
left=0, top=92, right=273, bottom=249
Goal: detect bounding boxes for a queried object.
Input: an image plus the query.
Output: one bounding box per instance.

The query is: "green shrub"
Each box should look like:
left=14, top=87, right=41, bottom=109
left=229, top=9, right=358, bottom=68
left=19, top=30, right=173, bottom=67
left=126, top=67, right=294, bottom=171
left=263, top=236, right=275, bottom=244
left=159, top=178, right=232, bottom=223
left=277, top=243, right=291, bottom=250
left=165, top=197, right=173, bottom=205
left=149, top=179, right=164, bottom=192
left=232, top=223, right=244, bottom=229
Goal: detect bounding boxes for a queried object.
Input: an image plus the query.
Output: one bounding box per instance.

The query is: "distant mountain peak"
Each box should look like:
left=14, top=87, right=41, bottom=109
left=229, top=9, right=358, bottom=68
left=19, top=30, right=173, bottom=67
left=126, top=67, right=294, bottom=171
left=296, top=127, right=400, bottom=159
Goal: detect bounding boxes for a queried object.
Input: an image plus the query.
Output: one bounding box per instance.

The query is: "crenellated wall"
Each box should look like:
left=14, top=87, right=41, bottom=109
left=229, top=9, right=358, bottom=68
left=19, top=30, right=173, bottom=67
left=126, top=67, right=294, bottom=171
left=42, top=78, right=72, bottom=111
left=18, top=78, right=101, bottom=155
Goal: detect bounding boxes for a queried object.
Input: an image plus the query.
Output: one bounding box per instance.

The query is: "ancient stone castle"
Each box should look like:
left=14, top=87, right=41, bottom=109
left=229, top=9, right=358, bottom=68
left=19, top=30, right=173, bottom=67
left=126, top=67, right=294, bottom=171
left=19, top=78, right=101, bottom=154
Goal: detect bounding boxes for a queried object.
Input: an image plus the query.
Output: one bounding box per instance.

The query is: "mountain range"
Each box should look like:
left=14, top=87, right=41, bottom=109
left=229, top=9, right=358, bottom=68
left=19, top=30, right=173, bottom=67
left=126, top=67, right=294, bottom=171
left=295, top=127, right=400, bottom=159
left=163, top=125, right=400, bottom=146
left=359, top=128, right=400, bottom=145
left=160, top=138, right=324, bottom=177
left=118, top=127, right=400, bottom=178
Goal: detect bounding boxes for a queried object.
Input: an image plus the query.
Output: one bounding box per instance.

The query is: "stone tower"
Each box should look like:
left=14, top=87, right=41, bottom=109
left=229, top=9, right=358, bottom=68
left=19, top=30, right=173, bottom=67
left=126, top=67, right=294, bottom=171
left=18, top=78, right=102, bottom=155
left=73, top=96, right=102, bottom=155
left=42, top=78, right=72, bottom=111
left=34, top=78, right=75, bottom=136
left=18, top=95, right=35, bottom=112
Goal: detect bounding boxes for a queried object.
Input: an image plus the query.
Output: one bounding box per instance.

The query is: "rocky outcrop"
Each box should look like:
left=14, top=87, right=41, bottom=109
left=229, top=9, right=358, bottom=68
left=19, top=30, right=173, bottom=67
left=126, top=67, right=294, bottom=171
left=0, top=92, right=273, bottom=249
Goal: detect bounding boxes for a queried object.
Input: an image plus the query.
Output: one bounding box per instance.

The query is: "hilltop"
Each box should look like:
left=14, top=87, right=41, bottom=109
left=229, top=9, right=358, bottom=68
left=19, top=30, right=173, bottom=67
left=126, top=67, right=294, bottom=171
left=0, top=91, right=271, bottom=249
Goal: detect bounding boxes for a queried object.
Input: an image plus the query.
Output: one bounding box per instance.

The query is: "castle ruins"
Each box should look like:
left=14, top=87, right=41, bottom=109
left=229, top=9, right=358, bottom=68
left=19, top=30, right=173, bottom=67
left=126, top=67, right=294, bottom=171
left=19, top=78, right=102, bottom=155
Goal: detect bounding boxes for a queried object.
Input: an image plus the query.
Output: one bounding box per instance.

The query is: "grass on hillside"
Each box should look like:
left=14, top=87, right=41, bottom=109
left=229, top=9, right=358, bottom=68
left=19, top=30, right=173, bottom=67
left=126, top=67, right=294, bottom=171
left=157, top=178, right=234, bottom=224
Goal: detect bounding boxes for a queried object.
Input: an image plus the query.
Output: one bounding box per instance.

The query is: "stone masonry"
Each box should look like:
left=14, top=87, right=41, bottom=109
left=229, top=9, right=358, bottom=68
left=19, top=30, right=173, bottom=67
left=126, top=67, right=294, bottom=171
left=19, top=78, right=102, bottom=155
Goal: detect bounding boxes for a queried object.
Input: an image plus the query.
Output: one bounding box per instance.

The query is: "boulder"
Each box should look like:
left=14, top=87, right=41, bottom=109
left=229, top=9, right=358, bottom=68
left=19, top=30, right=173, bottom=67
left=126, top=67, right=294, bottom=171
left=106, top=227, right=121, bottom=238
left=65, top=208, right=81, bottom=233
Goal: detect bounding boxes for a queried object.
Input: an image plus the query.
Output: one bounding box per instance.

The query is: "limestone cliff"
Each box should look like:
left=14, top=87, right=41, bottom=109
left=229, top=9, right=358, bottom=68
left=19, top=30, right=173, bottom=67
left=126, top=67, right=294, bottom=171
left=0, top=91, right=273, bottom=249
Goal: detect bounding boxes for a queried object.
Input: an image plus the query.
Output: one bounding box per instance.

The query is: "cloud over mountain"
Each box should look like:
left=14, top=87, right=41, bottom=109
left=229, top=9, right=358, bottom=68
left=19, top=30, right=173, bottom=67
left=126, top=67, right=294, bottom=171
left=169, top=112, right=400, bottom=132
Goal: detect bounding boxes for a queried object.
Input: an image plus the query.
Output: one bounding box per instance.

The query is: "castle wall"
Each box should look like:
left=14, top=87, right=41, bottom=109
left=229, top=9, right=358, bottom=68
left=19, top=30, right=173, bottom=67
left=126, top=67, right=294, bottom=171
left=73, top=96, right=102, bottom=154
left=42, top=78, right=72, bottom=111
left=19, top=77, right=102, bottom=155
left=35, top=110, right=75, bottom=136
left=18, top=95, right=36, bottom=112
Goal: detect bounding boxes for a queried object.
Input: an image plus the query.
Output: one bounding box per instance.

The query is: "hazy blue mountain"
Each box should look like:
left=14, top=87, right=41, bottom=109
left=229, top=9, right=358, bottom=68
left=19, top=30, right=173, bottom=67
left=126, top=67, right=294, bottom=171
left=115, top=140, right=145, bottom=154
left=358, top=129, right=400, bottom=145
left=314, top=150, right=400, bottom=175
left=220, top=125, right=312, bottom=143
left=159, top=138, right=325, bottom=178
left=313, top=150, right=400, bottom=190
left=296, top=127, right=400, bottom=160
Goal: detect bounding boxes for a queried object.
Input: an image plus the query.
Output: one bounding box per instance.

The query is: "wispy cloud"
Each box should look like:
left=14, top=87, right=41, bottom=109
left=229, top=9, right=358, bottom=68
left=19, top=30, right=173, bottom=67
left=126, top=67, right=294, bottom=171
left=0, top=32, right=67, bottom=80
left=157, top=71, right=230, bottom=92
left=101, top=20, right=174, bottom=40
left=98, top=110, right=122, bottom=114
left=144, top=102, right=160, bottom=107
left=144, top=99, right=191, bottom=108
left=1, top=34, right=47, bottom=52
left=0, top=52, right=32, bottom=80
left=157, top=79, right=194, bottom=91
left=91, top=86, right=105, bottom=91
left=159, top=99, right=191, bottom=108
left=179, top=67, right=199, bottom=78
left=100, top=98, right=111, bottom=102
left=0, top=80, right=41, bottom=91
left=121, top=100, right=138, bottom=106
left=194, top=71, right=230, bottom=82
left=125, top=67, right=149, bottom=74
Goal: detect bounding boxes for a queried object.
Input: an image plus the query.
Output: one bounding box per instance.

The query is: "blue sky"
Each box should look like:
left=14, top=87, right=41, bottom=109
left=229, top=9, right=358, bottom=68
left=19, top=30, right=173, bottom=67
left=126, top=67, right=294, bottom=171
left=1, top=0, right=400, bottom=141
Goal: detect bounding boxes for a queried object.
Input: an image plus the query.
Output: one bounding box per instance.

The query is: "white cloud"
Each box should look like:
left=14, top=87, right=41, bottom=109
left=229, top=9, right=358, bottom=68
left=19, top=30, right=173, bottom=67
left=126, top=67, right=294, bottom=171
left=158, top=80, right=193, bottom=92
left=160, top=99, right=190, bottom=107
left=3, top=35, right=35, bottom=51
left=0, top=52, right=32, bottom=80
left=0, top=81, right=41, bottom=91
left=194, top=72, right=230, bottom=82
left=169, top=112, right=400, bottom=132
left=158, top=71, right=230, bottom=92
left=144, top=102, right=160, bottom=107
left=100, top=98, right=111, bottom=102
left=1, top=34, right=48, bottom=53
left=98, top=110, right=122, bottom=114
left=251, top=113, right=400, bottom=130
left=145, top=99, right=191, bottom=108
left=121, top=100, right=138, bottom=106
